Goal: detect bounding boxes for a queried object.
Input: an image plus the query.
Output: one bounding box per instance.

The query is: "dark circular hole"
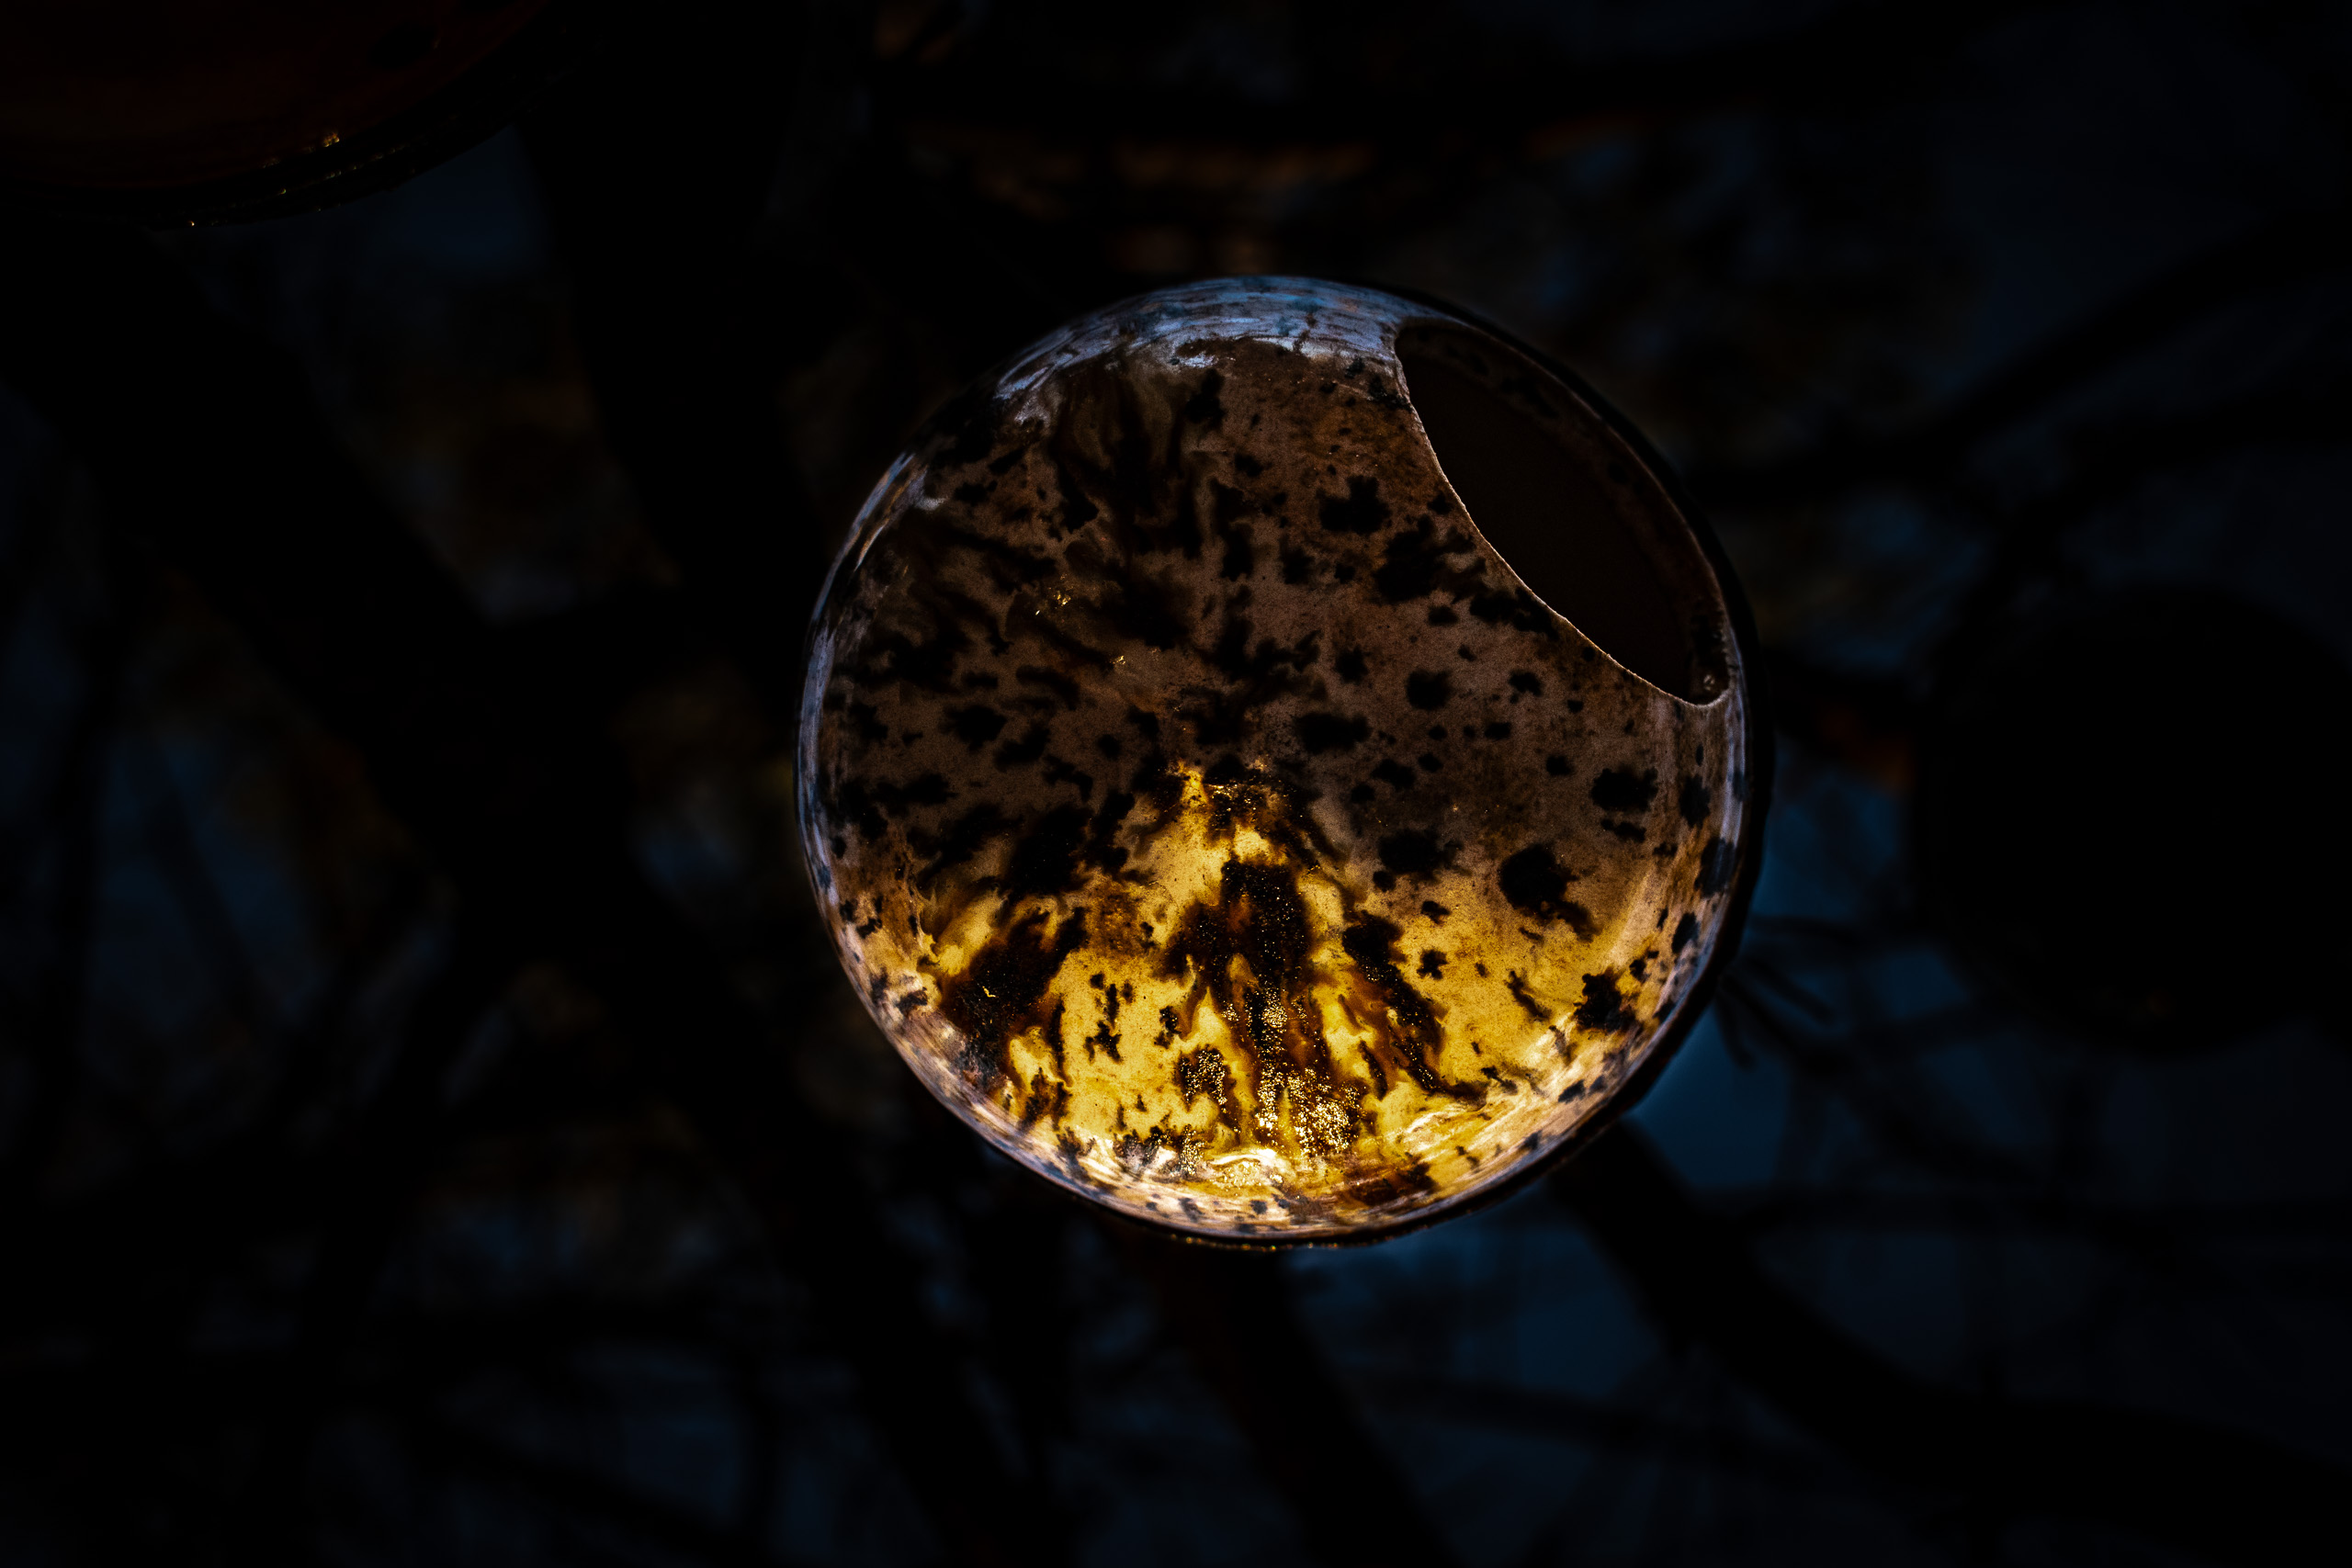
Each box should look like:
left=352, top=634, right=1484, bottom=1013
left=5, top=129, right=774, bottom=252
left=368, top=21, right=438, bottom=72
left=1396, top=325, right=1709, bottom=701
left=1918, top=589, right=2352, bottom=1049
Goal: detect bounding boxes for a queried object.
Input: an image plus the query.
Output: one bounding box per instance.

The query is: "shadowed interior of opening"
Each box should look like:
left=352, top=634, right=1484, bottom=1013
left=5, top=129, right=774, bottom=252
left=1396, top=327, right=1699, bottom=700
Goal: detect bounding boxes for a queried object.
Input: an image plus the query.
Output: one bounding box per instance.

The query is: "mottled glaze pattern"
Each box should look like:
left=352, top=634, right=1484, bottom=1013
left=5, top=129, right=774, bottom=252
left=799, top=279, right=1753, bottom=1241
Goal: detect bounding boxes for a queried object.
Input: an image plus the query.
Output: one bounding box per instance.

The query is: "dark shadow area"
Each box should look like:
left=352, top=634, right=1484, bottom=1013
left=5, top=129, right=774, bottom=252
left=1918, top=588, right=2352, bottom=1048
left=1397, top=324, right=1702, bottom=699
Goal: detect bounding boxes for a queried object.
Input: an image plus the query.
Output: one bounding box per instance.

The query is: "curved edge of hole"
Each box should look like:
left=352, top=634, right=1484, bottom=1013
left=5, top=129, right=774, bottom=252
left=1393, top=321, right=1729, bottom=704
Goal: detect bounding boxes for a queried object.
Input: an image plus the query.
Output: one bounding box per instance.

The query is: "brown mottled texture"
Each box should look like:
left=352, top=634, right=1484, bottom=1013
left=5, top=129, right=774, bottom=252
left=800, top=279, right=1753, bottom=1240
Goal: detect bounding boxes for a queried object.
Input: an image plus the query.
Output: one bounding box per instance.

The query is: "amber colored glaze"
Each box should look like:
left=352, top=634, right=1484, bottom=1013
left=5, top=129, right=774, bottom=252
left=800, top=279, right=1759, bottom=1242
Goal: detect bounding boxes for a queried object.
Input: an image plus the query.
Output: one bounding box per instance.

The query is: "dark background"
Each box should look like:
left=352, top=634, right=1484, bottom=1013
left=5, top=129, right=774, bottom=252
left=2, top=3, right=2349, bottom=1563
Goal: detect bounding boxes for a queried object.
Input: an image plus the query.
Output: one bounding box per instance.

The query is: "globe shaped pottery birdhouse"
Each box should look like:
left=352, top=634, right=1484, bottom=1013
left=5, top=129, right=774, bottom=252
left=799, top=278, right=1761, bottom=1243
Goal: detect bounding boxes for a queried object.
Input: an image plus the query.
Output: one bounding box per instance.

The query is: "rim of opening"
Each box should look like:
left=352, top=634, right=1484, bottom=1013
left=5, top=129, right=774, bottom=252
left=1392, top=319, right=1732, bottom=705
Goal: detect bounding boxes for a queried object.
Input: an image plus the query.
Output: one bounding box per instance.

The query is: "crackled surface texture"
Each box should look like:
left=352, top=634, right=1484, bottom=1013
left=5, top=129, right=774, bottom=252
left=799, top=279, right=1755, bottom=1241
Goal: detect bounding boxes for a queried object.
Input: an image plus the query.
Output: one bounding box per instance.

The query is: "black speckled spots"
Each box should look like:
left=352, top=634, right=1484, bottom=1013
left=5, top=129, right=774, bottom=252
left=1294, top=712, right=1371, bottom=755
left=1509, top=670, right=1544, bottom=695
left=831, top=773, right=954, bottom=841
left=1378, top=829, right=1446, bottom=879
left=1183, top=368, right=1227, bottom=427
left=1418, top=949, right=1448, bottom=978
left=1505, top=970, right=1549, bottom=1021
left=1371, top=759, right=1417, bottom=792
left=1545, top=754, right=1572, bottom=776
left=1340, top=914, right=1464, bottom=1099
left=1406, top=671, right=1453, bottom=709
left=1574, top=970, right=1638, bottom=1033
left=1160, top=860, right=1373, bottom=1156
left=1590, top=767, right=1659, bottom=814
left=1334, top=648, right=1368, bottom=683
left=846, top=701, right=889, bottom=743
left=1217, top=523, right=1255, bottom=581
left=1003, top=806, right=1092, bottom=902
left=1175, top=1044, right=1240, bottom=1130
left=915, top=804, right=1014, bottom=887
left=1086, top=1024, right=1121, bottom=1064
left=1048, top=362, right=1207, bottom=558
left=1318, top=475, right=1390, bottom=535
left=1670, top=912, right=1700, bottom=954
left=1498, top=845, right=1597, bottom=939
left=1697, top=835, right=1736, bottom=896
left=1372, top=518, right=1476, bottom=604
left=1467, top=587, right=1552, bottom=634
left=947, top=705, right=1009, bottom=750
left=938, top=908, right=1090, bottom=1090
left=994, top=724, right=1050, bottom=769
left=1679, top=774, right=1712, bottom=827
left=1195, top=758, right=1339, bottom=870
left=1117, top=571, right=1190, bottom=650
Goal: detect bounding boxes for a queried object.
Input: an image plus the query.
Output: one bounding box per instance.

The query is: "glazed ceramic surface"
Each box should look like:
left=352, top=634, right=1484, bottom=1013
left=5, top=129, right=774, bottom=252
left=800, top=278, right=1755, bottom=1241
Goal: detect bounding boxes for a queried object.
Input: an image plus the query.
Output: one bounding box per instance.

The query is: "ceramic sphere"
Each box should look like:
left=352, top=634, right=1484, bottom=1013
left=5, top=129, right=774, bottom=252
left=799, top=278, right=1759, bottom=1242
